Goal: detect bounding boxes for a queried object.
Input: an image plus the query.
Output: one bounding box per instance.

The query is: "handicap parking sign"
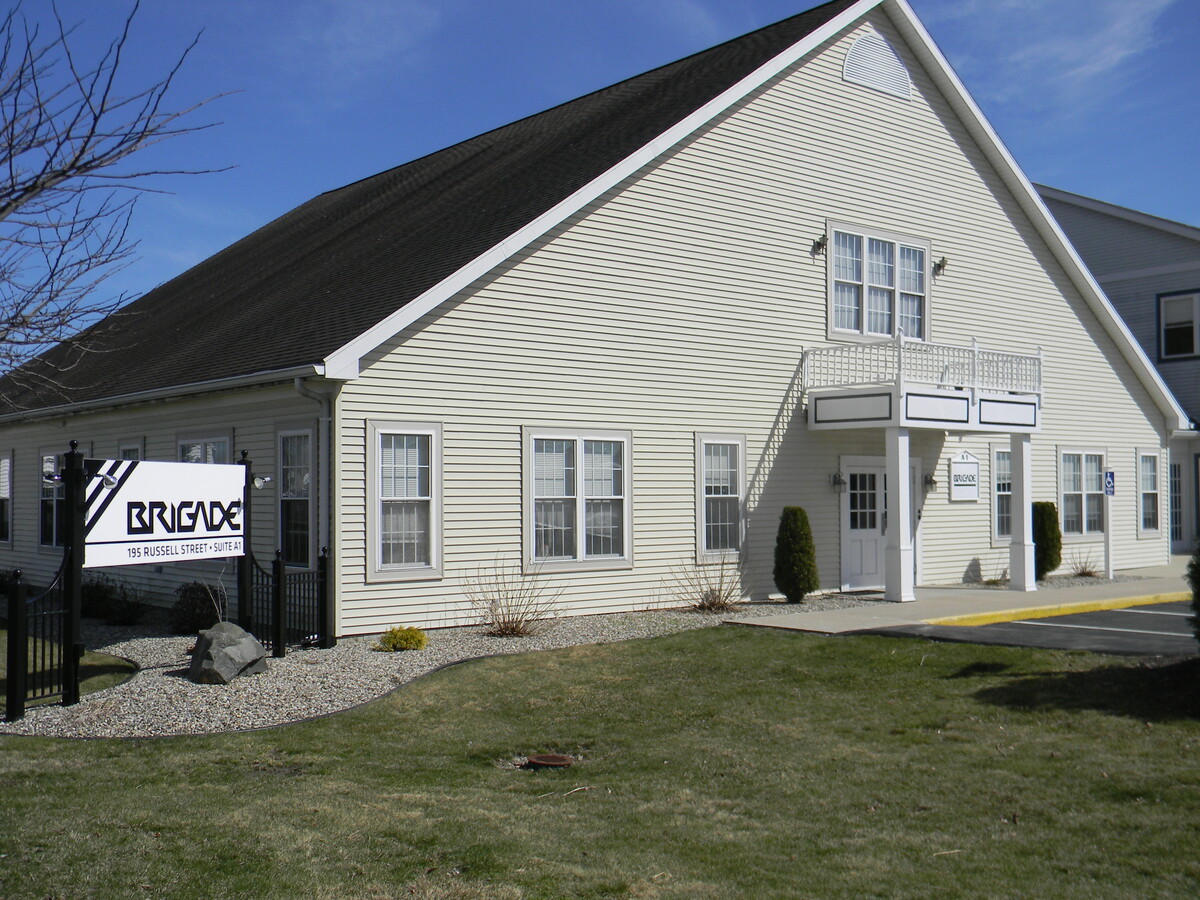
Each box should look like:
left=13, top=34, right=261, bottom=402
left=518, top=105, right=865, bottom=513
left=1104, top=470, right=1115, bottom=496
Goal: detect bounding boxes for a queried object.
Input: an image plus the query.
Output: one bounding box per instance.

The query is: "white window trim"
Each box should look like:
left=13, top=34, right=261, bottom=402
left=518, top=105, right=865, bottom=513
left=1158, top=289, right=1200, bottom=360
left=177, top=433, right=233, bottom=465
left=1137, top=449, right=1162, bottom=538
left=117, top=437, right=144, bottom=461
left=279, top=428, right=317, bottom=569
left=1058, top=448, right=1107, bottom=541
left=696, top=433, right=746, bottom=563
left=0, top=449, right=12, bottom=546
left=523, top=427, right=633, bottom=574
left=990, top=444, right=1012, bottom=548
left=826, top=219, right=932, bottom=344
left=366, top=420, right=442, bottom=583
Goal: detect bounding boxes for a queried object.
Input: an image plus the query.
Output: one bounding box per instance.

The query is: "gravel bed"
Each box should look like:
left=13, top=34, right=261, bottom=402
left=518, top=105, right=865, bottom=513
left=954, top=574, right=1149, bottom=591
left=0, top=593, right=879, bottom=740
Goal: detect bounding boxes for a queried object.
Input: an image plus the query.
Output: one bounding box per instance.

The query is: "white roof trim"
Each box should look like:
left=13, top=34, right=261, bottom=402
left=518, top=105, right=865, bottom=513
left=883, top=0, right=1188, bottom=431
left=1036, top=183, right=1200, bottom=244
left=322, top=0, right=879, bottom=380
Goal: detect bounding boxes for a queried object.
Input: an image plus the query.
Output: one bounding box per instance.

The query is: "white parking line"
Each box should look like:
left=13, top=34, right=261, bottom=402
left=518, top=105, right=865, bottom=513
left=1012, top=620, right=1187, bottom=638
left=1113, top=608, right=1192, bottom=618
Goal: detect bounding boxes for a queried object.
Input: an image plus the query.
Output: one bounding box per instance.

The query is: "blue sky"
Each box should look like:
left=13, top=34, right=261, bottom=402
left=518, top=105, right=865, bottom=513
left=31, top=0, right=1200, bottom=301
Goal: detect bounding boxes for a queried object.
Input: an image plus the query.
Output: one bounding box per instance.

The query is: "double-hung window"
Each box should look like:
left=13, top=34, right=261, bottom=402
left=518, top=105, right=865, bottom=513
left=0, top=453, right=11, bottom=544
left=179, top=437, right=230, bottom=465
left=698, top=435, right=744, bottom=558
left=830, top=224, right=929, bottom=341
left=39, top=451, right=66, bottom=547
left=369, top=422, right=441, bottom=580
left=280, top=431, right=313, bottom=567
left=1170, top=462, right=1183, bottom=542
left=528, top=430, right=631, bottom=568
left=994, top=449, right=1012, bottom=539
left=1138, top=452, right=1160, bottom=533
left=1160, top=291, right=1200, bottom=359
left=1060, top=451, right=1104, bottom=535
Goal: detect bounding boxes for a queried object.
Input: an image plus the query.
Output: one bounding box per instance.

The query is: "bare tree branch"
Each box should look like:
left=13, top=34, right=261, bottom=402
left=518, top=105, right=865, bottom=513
left=0, top=0, right=228, bottom=387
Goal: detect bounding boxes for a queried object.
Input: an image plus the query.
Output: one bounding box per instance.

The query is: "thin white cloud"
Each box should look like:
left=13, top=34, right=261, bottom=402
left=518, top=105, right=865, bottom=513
left=915, top=0, right=1177, bottom=119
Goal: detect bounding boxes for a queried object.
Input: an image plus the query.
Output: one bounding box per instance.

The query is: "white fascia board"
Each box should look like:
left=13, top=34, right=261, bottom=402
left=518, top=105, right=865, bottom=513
left=1036, top=184, right=1200, bottom=244
left=322, top=0, right=883, bottom=380
left=884, top=0, right=1190, bottom=433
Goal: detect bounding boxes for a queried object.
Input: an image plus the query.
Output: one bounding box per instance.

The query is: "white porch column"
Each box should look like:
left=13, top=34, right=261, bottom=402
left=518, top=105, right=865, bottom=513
left=1009, top=432, right=1037, bottom=591
left=885, top=426, right=916, bottom=602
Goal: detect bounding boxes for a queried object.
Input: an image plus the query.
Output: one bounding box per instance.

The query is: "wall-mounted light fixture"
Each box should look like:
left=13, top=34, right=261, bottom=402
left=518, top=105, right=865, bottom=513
left=252, top=475, right=274, bottom=490
left=932, top=256, right=948, bottom=276
left=923, top=472, right=938, bottom=490
left=831, top=471, right=846, bottom=491
left=811, top=233, right=828, bottom=255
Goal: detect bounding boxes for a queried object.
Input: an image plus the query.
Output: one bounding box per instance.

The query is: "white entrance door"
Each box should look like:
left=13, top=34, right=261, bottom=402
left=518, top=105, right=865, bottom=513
left=840, top=458, right=921, bottom=591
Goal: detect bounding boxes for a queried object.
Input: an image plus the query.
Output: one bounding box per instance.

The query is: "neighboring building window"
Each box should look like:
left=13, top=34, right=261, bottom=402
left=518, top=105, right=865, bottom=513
left=1139, top=453, right=1160, bottom=532
left=1061, top=452, right=1104, bottom=535
left=40, top=453, right=65, bottom=547
left=830, top=224, right=928, bottom=340
left=118, top=440, right=142, bottom=461
left=1160, top=291, right=1200, bottom=359
left=994, top=450, right=1012, bottom=539
left=179, top=438, right=230, bottom=464
left=528, top=431, right=630, bottom=566
left=1170, top=461, right=1182, bottom=542
left=0, top=454, right=11, bottom=543
left=698, top=436, right=744, bottom=556
left=280, top=432, right=312, bottom=567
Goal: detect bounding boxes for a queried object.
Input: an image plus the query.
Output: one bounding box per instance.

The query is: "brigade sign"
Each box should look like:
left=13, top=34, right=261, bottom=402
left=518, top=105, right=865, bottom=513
left=83, top=459, right=245, bottom=568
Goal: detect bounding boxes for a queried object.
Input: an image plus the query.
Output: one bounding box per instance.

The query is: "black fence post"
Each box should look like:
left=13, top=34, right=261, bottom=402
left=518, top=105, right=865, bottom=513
left=5, top=572, right=27, bottom=722
left=237, top=451, right=253, bottom=632
left=271, top=550, right=285, bottom=658
left=318, top=547, right=336, bottom=649
left=61, top=442, right=84, bottom=707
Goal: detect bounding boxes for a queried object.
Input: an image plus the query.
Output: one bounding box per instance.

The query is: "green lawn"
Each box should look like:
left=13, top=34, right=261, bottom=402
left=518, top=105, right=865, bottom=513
left=1, top=627, right=1198, bottom=899
left=0, top=628, right=136, bottom=706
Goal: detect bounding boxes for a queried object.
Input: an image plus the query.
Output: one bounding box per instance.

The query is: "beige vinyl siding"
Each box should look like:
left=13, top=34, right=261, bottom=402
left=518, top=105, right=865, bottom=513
left=331, top=11, right=1169, bottom=633
left=0, top=385, right=319, bottom=600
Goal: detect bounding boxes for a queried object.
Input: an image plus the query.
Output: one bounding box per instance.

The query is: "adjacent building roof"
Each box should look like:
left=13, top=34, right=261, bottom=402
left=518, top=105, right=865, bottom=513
left=0, top=0, right=859, bottom=412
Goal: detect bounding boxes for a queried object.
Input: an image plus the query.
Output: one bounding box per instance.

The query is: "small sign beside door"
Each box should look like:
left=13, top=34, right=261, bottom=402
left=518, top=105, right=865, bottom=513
left=948, top=451, right=980, bottom=502
left=1104, top=470, right=1115, bottom=496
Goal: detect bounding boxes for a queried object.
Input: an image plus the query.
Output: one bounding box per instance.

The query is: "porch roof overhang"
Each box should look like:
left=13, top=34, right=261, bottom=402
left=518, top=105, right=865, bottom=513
left=807, top=383, right=1038, bottom=432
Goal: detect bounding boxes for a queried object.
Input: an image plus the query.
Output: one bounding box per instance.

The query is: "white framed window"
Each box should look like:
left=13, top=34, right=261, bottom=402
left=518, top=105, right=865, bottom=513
left=39, top=450, right=66, bottom=548
left=828, top=222, right=929, bottom=341
left=1138, top=451, right=1160, bottom=534
left=697, top=434, right=745, bottom=559
left=993, top=449, right=1012, bottom=540
left=1060, top=450, right=1105, bottom=536
left=279, top=430, right=313, bottom=568
left=0, top=452, right=12, bottom=544
left=1160, top=290, right=1200, bottom=359
left=367, top=421, right=441, bottom=582
left=118, top=438, right=143, bottom=461
left=179, top=436, right=230, bottom=464
left=525, top=428, right=632, bottom=571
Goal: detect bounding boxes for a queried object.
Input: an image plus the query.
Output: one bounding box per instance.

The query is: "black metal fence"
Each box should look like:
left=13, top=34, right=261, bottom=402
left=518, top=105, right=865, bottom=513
left=239, top=549, right=333, bottom=657
left=5, top=564, right=70, bottom=722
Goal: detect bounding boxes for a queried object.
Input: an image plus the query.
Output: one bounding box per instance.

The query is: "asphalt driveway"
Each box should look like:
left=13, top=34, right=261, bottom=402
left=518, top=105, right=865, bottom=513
left=869, top=601, right=1197, bottom=656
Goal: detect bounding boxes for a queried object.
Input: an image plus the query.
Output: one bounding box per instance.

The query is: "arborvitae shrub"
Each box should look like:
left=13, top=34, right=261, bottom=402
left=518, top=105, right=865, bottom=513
left=774, top=506, right=819, bottom=603
left=1186, top=542, right=1200, bottom=645
left=1032, top=501, right=1062, bottom=580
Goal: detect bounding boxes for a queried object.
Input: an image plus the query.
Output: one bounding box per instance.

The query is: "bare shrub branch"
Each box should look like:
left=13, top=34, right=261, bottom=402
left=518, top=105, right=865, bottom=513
left=464, top=557, right=564, bottom=637
left=668, top=555, right=747, bottom=613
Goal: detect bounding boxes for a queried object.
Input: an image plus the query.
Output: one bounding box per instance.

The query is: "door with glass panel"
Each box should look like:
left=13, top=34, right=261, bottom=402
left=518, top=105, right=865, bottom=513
left=842, top=465, right=886, bottom=590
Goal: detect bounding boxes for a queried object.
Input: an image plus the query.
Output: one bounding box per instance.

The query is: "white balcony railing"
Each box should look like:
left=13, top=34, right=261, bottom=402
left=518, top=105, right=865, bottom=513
left=802, top=335, right=1042, bottom=398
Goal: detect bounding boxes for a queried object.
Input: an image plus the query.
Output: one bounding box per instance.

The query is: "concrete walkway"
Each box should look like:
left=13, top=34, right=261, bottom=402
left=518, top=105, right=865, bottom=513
left=730, top=556, right=1192, bottom=635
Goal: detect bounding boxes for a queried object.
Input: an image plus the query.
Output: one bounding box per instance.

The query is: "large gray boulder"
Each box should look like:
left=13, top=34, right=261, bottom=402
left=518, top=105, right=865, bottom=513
left=188, top=621, right=268, bottom=685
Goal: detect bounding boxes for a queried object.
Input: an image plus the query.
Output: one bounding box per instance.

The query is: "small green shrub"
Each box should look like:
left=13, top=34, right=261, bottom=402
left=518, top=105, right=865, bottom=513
left=1186, top=542, right=1200, bottom=646
left=774, top=506, right=819, bottom=603
left=1032, top=501, right=1062, bottom=580
left=168, top=581, right=227, bottom=635
left=81, top=574, right=148, bottom=626
left=372, top=626, right=428, bottom=652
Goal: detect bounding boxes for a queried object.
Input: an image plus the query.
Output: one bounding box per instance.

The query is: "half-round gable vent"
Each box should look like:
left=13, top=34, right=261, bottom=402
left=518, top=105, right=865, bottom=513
left=843, top=30, right=911, bottom=100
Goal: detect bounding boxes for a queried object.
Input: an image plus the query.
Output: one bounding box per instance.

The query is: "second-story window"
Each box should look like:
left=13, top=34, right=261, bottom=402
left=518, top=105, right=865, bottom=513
left=829, top=224, right=929, bottom=341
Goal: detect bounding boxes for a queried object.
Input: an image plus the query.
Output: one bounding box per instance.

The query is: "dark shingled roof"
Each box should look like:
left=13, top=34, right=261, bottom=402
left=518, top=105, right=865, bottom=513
left=1, top=0, right=858, bottom=412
